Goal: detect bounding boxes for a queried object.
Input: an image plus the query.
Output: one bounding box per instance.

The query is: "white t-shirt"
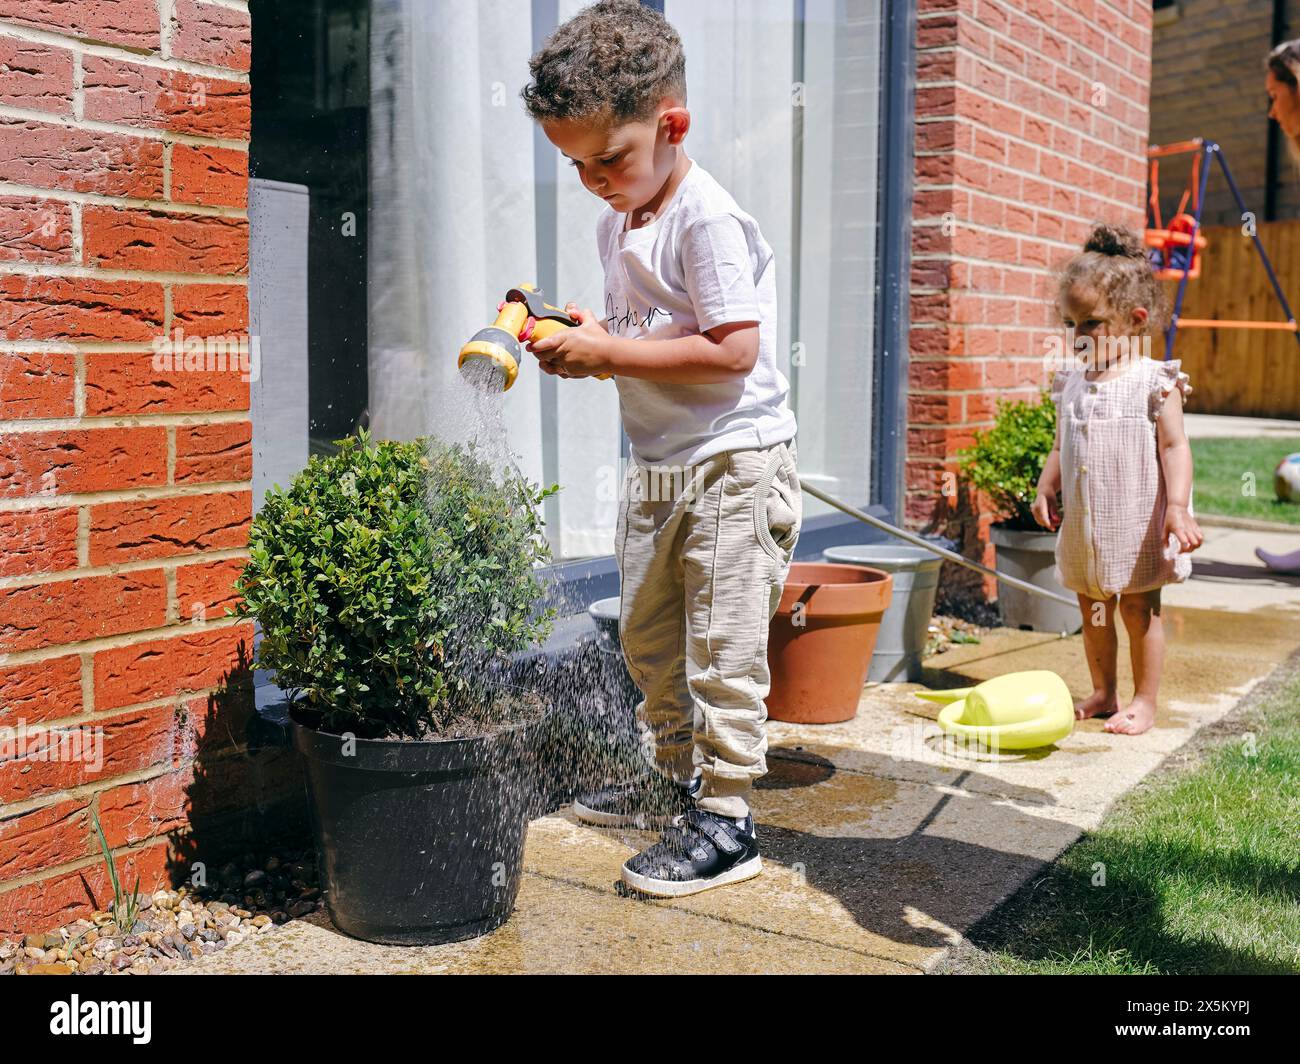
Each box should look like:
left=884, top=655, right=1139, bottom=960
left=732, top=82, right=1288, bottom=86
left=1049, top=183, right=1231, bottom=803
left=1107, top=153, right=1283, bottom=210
left=596, top=159, right=797, bottom=469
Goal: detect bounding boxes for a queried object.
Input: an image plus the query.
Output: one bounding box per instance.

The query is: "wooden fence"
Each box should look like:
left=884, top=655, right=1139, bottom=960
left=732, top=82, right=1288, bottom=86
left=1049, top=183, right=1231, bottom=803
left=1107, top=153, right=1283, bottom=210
left=1162, top=219, right=1300, bottom=418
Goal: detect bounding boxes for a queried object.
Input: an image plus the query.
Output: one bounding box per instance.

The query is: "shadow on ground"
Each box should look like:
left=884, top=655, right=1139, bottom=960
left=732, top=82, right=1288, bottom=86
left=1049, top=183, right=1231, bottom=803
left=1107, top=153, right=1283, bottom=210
left=738, top=750, right=1069, bottom=952
left=1191, top=559, right=1300, bottom=583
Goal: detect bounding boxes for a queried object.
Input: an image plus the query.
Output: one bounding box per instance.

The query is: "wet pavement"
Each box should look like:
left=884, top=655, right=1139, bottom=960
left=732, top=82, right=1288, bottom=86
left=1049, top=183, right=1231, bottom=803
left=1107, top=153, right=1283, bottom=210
left=175, top=567, right=1299, bottom=974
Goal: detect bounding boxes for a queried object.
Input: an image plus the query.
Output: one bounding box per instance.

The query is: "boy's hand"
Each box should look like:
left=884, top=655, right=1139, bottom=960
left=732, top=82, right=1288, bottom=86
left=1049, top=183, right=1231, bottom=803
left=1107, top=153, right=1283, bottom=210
left=562, top=300, right=605, bottom=329
left=1164, top=503, right=1203, bottom=554
left=1031, top=488, right=1060, bottom=531
left=527, top=303, right=611, bottom=378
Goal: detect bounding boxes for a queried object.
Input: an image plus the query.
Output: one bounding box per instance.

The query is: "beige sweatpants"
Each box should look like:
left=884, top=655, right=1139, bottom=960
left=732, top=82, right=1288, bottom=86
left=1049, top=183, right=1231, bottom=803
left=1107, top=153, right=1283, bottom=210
left=614, top=438, right=802, bottom=819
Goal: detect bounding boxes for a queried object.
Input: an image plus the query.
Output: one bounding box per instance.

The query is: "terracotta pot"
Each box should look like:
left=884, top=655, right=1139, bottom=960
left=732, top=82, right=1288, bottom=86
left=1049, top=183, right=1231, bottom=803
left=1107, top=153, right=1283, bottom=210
left=766, top=562, right=893, bottom=724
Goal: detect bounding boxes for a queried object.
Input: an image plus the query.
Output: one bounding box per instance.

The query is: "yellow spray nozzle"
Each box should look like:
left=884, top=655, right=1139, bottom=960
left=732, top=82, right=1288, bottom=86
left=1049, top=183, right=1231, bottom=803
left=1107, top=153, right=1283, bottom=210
left=458, top=284, right=615, bottom=391
left=458, top=339, right=518, bottom=391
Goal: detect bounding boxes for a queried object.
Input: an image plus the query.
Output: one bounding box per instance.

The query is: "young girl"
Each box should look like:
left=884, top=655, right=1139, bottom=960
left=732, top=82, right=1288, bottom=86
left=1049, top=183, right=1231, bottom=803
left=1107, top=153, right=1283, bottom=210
left=1032, top=223, right=1204, bottom=736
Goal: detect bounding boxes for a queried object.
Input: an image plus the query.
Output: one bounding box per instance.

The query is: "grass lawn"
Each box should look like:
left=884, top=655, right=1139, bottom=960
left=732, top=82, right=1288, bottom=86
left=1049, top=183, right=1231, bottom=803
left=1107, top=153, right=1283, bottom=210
left=1190, top=436, right=1300, bottom=526
left=944, top=656, right=1300, bottom=974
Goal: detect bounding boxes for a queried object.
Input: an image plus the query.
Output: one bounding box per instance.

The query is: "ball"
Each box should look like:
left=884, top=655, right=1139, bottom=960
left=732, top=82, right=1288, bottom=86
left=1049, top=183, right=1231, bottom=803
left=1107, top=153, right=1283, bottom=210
left=1274, top=453, right=1300, bottom=503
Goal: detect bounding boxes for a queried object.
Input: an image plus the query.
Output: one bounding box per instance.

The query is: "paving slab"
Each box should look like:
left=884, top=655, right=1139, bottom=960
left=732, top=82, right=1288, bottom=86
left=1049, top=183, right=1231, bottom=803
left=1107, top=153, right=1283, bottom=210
left=171, top=573, right=1299, bottom=974
left=764, top=604, right=1294, bottom=826
left=520, top=783, right=1082, bottom=969
left=177, top=773, right=1075, bottom=975
left=174, top=861, right=916, bottom=975
left=1162, top=526, right=1300, bottom=613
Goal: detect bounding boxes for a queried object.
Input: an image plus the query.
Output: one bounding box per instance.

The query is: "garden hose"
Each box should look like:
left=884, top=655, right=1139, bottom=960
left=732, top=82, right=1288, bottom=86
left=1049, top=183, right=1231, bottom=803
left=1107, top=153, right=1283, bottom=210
left=800, top=482, right=1079, bottom=609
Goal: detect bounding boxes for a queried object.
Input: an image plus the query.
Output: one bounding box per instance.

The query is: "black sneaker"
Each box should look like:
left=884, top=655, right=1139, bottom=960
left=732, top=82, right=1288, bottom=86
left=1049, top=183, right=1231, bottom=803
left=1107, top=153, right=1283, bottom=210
left=573, top=772, right=697, bottom=829
left=621, top=809, right=761, bottom=898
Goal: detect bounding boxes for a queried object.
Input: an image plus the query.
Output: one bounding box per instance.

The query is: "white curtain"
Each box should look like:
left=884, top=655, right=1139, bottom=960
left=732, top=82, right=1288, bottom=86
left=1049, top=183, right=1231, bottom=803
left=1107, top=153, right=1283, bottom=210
left=550, top=0, right=627, bottom=557
left=368, top=0, right=882, bottom=557
left=369, top=0, right=546, bottom=492
left=369, top=0, right=620, bottom=557
left=666, top=0, right=880, bottom=514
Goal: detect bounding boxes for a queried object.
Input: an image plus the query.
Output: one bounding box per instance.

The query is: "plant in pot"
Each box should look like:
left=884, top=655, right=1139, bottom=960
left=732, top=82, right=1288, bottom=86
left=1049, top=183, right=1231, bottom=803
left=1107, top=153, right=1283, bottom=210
left=956, top=388, right=1082, bottom=633
left=233, top=429, right=557, bottom=944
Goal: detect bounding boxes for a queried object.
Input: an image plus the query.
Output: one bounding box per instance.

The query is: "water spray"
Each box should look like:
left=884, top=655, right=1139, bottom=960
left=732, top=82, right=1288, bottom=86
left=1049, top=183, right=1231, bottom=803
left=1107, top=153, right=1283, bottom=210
left=458, top=284, right=612, bottom=392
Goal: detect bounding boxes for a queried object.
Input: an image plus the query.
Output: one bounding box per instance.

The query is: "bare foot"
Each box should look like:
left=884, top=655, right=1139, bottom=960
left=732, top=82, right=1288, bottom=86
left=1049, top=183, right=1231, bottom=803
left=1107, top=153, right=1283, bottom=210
left=1074, top=689, right=1120, bottom=721
left=1104, top=696, right=1157, bottom=735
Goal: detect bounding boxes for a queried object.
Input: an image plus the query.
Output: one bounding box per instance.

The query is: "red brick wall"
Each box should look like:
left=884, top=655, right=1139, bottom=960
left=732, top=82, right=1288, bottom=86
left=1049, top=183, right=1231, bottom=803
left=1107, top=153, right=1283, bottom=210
left=907, top=0, right=1152, bottom=600
left=0, top=0, right=297, bottom=936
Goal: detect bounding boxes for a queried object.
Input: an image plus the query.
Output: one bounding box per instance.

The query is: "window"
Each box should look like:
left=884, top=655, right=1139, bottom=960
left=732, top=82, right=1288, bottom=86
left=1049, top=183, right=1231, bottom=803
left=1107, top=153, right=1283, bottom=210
left=248, top=0, right=369, bottom=510
left=251, top=0, right=909, bottom=587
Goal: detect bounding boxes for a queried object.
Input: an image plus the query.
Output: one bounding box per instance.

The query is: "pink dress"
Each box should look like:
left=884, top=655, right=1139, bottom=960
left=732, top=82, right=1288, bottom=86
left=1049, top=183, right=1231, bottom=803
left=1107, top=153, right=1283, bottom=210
left=1050, top=356, right=1194, bottom=599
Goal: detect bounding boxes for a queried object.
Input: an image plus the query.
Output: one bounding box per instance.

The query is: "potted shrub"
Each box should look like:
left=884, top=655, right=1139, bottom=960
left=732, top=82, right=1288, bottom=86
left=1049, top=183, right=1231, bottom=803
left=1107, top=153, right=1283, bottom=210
left=234, top=429, right=557, bottom=944
left=956, top=389, right=1082, bottom=633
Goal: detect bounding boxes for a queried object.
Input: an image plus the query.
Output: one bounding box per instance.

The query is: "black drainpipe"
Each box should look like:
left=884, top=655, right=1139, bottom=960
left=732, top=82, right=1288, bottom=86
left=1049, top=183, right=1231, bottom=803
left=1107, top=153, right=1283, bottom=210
left=1266, top=0, right=1288, bottom=222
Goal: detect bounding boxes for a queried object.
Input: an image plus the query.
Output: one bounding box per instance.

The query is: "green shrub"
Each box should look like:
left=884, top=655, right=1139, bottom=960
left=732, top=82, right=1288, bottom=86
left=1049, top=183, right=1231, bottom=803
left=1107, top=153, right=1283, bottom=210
left=956, top=388, right=1057, bottom=531
left=233, top=429, right=558, bottom=739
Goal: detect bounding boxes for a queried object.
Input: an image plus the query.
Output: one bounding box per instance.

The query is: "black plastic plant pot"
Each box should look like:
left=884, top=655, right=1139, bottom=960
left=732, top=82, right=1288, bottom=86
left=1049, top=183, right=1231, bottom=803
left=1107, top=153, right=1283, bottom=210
left=290, top=705, right=537, bottom=946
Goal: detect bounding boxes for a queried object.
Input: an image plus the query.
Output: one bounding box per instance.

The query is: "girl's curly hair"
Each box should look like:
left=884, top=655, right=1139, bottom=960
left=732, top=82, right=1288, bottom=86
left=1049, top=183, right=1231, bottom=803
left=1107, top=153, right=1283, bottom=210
left=521, top=0, right=687, bottom=126
left=1056, top=222, right=1169, bottom=333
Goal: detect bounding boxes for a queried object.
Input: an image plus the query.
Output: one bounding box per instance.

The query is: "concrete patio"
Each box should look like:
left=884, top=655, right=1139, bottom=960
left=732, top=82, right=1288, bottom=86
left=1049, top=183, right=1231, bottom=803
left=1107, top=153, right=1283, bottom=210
left=173, top=524, right=1300, bottom=975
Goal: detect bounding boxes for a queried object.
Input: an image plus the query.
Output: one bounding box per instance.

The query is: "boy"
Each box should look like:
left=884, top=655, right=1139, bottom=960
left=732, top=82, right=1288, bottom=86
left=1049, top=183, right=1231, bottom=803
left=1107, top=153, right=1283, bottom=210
left=521, top=0, right=801, bottom=898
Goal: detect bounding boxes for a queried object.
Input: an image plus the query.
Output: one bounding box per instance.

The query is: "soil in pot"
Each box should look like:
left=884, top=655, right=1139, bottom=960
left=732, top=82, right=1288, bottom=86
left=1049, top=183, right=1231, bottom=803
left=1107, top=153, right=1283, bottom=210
left=767, top=562, right=893, bottom=724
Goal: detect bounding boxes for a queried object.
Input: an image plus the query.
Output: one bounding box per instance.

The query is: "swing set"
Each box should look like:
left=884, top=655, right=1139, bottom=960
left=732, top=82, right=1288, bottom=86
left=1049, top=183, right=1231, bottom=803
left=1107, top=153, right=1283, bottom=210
left=1144, top=138, right=1300, bottom=359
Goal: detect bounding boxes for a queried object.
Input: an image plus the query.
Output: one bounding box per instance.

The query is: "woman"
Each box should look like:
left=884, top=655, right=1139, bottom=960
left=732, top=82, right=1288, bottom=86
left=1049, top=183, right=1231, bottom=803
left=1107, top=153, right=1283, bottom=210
left=1257, top=42, right=1300, bottom=575
left=1267, top=39, right=1300, bottom=161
